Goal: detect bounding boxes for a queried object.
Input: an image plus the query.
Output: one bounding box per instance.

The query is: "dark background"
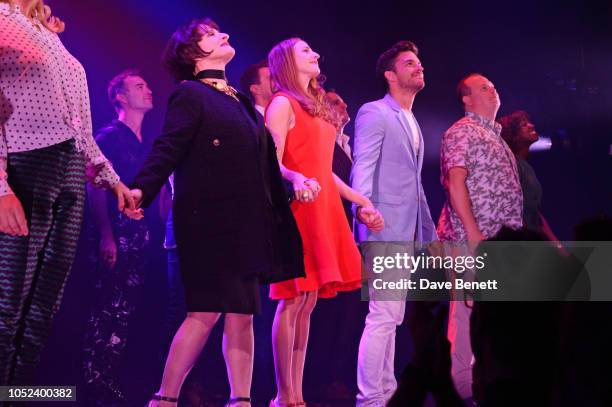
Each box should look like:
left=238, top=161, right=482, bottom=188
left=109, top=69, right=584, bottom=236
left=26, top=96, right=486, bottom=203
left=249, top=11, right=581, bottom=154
left=36, top=0, right=611, bottom=405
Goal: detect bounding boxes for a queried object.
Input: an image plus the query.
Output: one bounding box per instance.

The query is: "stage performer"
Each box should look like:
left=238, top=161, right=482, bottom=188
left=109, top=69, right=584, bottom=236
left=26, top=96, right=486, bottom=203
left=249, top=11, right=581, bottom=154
left=82, top=70, right=154, bottom=404
left=351, top=40, right=438, bottom=407
left=499, top=110, right=560, bottom=243
left=0, top=0, right=133, bottom=385
left=126, top=18, right=304, bottom=407
left=265, top=37, right=384, bottom=407
left=437, top=73, right=523, bottom=404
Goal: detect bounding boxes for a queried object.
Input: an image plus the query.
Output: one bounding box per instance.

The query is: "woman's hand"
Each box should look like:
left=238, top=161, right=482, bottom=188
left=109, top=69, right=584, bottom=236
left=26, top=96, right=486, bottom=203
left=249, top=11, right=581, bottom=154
left=292, top=174, right=321, bottom=203
left=0, top=194, right=28, bottom=236
left=122, top=189, right=145, bottom=220
left=357, top=198, right=385, bottom=232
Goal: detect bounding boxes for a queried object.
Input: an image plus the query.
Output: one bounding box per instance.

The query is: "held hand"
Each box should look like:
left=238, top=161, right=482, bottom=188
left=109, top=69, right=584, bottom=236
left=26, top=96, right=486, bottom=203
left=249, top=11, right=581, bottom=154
left=358, top=206, right=385, bottom=232
left=99, top=235, right=117, bottom=269
left=0, top=194, right=28, bottom=236
left=427, top=240, right=444, bottom=258
left=123, top=189, right=144, bottom=220
left=293, top=174, right=321, bottom=203
left=111, top=181, right=135, bottom=212
left=467, top=230, right=486, bottom=254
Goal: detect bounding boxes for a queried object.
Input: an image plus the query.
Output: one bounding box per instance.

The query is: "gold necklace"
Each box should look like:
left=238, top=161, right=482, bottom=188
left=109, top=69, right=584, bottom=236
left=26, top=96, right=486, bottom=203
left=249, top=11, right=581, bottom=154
left=200, top=80, right=239, bottom=102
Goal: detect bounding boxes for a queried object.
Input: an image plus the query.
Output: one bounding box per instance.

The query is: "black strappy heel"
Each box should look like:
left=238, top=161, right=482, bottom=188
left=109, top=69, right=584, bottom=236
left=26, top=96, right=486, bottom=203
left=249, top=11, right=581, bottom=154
left=226, top=396, right=251, bottom=406
left=146, top=393, right=178, bottom=406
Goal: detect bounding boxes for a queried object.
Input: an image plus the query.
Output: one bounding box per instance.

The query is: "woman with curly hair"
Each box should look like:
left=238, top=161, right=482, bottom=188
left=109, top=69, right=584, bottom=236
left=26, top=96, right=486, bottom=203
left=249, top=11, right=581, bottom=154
left=266, top=38, right=384, bottom=407
left=0, top=0, right=133, bottom=385
left=499, top=111, right=560, bottom=242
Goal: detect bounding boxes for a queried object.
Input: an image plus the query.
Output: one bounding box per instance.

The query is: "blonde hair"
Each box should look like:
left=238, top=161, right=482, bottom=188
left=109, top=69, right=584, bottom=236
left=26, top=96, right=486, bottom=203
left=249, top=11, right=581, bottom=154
left=268, top=38, right=338, bottom=127
left=1, top=0, right=65, bottom=33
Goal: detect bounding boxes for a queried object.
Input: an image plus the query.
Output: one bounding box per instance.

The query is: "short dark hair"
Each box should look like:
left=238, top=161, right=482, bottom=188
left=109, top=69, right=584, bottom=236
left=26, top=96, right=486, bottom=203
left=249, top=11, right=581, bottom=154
left=107, top=69, right=142, bottom=112
left=163, top=17, right=220, bottom=82
left=376, top=40, right=419, bottom=89
left=239, top=60, right=268, bottom=101
left=456, top=72, right=483, bottom=106
left=499, top=110, right=530, bottom=154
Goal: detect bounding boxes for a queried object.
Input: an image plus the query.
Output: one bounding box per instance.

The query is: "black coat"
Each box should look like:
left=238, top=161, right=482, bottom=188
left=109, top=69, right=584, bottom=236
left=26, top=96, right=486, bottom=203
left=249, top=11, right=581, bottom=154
left=131, top=80, right=304, bottom=284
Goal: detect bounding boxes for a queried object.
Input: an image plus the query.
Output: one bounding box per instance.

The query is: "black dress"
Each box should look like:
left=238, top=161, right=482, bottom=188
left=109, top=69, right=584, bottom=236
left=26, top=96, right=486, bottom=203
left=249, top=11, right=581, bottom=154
left=131, top=80, right=304, bottom=314
left=515, top=156, right=543, bottom=232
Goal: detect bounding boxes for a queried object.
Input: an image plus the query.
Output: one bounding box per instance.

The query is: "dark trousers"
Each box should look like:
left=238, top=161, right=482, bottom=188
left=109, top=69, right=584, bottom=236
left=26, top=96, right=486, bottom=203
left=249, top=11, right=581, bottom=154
left=82, top=215, right=149, bottom=402
left=0, top=140, right=85, bottom=385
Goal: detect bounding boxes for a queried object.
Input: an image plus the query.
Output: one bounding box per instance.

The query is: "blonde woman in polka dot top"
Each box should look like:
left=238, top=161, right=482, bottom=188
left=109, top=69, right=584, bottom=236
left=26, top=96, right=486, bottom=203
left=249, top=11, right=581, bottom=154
left=0, top=0, right=134, bottom=385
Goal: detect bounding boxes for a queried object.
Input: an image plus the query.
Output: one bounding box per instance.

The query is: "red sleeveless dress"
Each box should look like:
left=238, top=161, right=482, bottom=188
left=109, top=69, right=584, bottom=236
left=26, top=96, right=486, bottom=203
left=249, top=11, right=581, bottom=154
left=269, top=93, right=362, bottom=299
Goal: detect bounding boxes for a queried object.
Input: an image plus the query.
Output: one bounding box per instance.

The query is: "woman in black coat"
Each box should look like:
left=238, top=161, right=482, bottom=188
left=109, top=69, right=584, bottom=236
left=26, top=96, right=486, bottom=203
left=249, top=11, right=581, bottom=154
left=130, top=18, right=304, bottom=407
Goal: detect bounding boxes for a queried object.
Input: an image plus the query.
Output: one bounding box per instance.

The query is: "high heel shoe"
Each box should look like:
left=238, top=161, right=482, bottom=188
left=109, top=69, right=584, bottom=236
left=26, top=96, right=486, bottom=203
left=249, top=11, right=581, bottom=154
left=226, top=396, right=251, bottom=406
left=269, top=399, right=296, bottom=407
left=145, top=393, right=178, bottom=406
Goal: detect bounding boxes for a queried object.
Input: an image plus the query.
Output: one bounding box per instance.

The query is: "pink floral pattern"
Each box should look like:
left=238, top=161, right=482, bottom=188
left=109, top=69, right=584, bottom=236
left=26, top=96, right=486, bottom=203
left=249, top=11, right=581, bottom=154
left=437, top=112, right=523, bottom=241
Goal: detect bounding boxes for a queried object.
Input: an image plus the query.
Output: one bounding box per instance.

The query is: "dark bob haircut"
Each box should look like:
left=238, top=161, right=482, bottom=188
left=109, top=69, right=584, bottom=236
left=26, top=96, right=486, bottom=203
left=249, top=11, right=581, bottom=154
left=163, top=17, right=219, bottom=82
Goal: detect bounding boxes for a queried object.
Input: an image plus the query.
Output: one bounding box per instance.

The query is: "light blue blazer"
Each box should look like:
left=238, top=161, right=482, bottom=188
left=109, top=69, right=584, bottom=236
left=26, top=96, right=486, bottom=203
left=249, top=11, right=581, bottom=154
left=351, top=94, right=437, bottom=243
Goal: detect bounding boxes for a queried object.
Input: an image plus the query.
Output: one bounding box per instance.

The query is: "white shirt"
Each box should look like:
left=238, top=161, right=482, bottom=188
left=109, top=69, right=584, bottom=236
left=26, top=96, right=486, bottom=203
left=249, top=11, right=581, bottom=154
left=254, top=104, right=266, bottom=117
left=401, top=108, right=420, bottom=154
left=0, top=4, right=119, bottom=196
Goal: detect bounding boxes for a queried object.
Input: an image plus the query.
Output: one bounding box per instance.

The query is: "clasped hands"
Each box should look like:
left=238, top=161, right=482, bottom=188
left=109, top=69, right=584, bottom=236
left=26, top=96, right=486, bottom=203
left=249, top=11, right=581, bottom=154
left=120, top=187, right=145, bottom=220
left=107, top=182, right=145, bottom=220
left=293, top=174, right=321, bottom=203
left=357, top=201, right=385, bottom=232
left=0, top=181, right=143, bottom=236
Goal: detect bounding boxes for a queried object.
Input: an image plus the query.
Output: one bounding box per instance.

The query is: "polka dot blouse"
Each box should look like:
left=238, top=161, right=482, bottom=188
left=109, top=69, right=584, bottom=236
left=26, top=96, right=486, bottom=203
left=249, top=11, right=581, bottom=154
left=0, top=4, right=119, bottom=196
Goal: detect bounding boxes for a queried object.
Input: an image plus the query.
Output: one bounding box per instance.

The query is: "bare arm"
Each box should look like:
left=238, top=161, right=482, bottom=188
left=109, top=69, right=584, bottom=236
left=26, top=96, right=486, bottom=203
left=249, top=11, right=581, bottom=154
left=539, top=212, right=560, bottom=243
left=333, top=172, right=384, bottom=231
left=266, top=96, right=320, bottom=202
left=333, top=173, right=369, bottom=206
left=447, top=167, right=484, bottom=242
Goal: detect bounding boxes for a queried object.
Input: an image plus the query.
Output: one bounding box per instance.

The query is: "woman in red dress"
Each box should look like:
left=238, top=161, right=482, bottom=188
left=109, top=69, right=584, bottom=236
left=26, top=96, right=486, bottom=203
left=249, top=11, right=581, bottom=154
left=266, top=37, right=384, bottom=407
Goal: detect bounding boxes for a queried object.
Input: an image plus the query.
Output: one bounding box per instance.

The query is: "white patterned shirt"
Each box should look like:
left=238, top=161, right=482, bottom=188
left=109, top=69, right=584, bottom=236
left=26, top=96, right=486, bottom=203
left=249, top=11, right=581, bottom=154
left=0, top=3, right=118, bottom=196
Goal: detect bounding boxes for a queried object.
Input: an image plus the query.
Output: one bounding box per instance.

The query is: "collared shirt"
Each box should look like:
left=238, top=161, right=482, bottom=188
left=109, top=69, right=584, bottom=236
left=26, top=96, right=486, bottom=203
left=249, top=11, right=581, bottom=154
left=95, top=118, right=148, bottom=216
left=336, top=131, right=352, bottom=160
left=95, top=119, right=149, bottom=186
left=0, top=4, right=118, bottom=196
left=437, top=112, right=523, bottom=241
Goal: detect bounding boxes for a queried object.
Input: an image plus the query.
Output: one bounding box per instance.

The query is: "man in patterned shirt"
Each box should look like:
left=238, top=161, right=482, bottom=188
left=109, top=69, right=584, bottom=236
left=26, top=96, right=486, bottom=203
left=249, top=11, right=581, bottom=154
left=437, top=73, right=523, bottom=404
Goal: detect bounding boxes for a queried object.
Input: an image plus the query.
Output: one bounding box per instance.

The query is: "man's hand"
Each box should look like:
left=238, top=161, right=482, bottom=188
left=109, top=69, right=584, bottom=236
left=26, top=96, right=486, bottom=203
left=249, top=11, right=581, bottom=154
left=99, top=235, right=117, bottom=269
left=358, top=206, right=385, bottom=232
left=467, top=229, right=486, bottom=254
left=0, top=194, right=28, bottom=236
left=426, top=240, right=444, bottom=258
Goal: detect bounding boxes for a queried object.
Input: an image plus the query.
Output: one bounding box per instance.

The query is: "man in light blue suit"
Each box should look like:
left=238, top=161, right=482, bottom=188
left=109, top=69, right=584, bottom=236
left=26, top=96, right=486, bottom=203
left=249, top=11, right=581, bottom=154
left=351, top=40, right=438, bottom=406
